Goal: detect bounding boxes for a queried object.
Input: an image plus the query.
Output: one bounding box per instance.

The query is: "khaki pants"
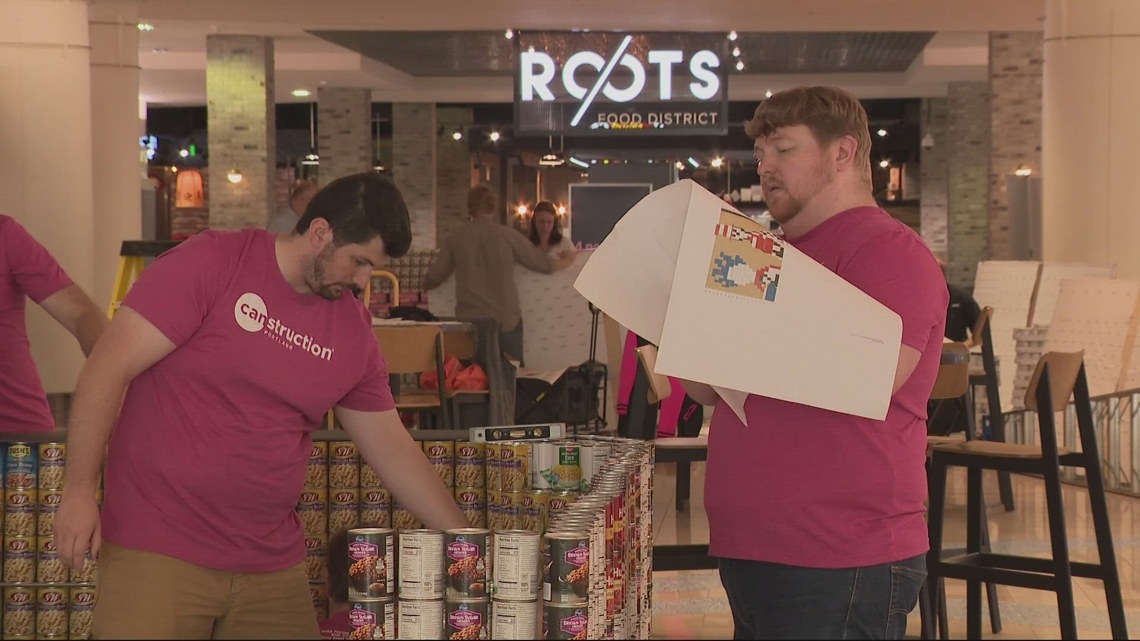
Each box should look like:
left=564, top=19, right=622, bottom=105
left=93, top=543, right=319, bottom=640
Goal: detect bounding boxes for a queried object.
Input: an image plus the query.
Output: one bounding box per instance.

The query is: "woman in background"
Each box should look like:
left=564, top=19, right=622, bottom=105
left=528, top=201, right=575, bottom=255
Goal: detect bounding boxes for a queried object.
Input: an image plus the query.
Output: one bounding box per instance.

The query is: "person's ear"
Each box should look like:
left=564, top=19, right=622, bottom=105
left=306, top=218, right=333, bottom=249
left=834, top=135, right=858, bottom=171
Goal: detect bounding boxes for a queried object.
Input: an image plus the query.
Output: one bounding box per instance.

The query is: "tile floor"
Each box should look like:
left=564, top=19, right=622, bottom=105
left=648, top=461, right=1140, bottom=639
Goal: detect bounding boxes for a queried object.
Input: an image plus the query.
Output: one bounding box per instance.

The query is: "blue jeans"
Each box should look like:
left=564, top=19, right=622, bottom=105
left=718, top=554, right=926, bottom=640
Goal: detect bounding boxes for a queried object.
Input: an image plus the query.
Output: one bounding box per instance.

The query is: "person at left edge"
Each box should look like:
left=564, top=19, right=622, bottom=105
left=53, top=172, right=468, bottom=640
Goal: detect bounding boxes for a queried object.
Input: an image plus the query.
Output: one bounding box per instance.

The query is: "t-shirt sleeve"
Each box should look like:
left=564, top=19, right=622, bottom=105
left=2, top=216, right=73, bottom=303
left=843, top=232, right=948, bottom=352
left=336, top=308, right=397, bottom=412
left=121, top=231, right=238, bottom=346
left=509, top=230, right=555, bottom=274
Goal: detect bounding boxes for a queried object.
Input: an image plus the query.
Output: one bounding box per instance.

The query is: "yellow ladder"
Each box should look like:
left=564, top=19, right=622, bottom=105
left=107, top=241, right=181, bottom=319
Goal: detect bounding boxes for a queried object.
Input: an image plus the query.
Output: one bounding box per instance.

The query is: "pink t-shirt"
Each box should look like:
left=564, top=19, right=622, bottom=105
left=101, top=229, right=395, bottom=573
left=0, top=215, right=73, bottom=432
left=704, top=206, right=948, bottom=568
left=319, top=610, right=351, bottom=640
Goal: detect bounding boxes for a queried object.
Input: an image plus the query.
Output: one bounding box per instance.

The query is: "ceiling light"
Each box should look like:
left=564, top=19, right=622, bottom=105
left=505, top=29, right=514, bottom=39
left=1014, top=165, right=1033, bottom=177
left=711, top=157, right=723, bottom=168
left=292, top=89, right=311, bottom=98
left=732, top=47, right=741, bottom=57
left=728, top=31, right=738, bottom=41
left=675, top=161, right=685, bottom=170
left=735, top=60, right=744, bottom=71
left=590, top=159, right=597, bottom=165
left=877, top=128, right=888, bottom=137
left=488, top=131, right=501, bottom=142
left=452, top=130, right=463, bottom=141
left=539, top=152, right=565, bottom=167
left=517, top=204, right=529, bottom=216
left=137, top=23, right=154, bottom=31
left=568, top=156, right=590, bottom=169
left=179, top=149, right=189, bottom=158
left=765, top=89, right=773, bottom=98
left=302, top=153, right=320, bottom=166
left=879, top=160, right=890, bottom=168
left=687, top=157, right=700, bottom=168
left=557, top=205, right=566, bottom=215
left=226, top=169, right=243, bottom=184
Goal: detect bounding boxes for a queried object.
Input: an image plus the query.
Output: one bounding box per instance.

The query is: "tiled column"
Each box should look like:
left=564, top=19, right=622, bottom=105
left=436, top=106, right=475, bottom=245
left=317, top=87, right=372, bottom=186
left=1043, top=0, right=1140, bottom=279
left=392, top=103, right=437, bottom=249
left=206, top=35, right=275, bottom=229
left=89, top=0, right=142, bottom=314
left=919, top=97, right=950, bottom=258
left=989, top=31, right=1043, bottom=261
left=946, top=81, right=991, bottom=289
left=0, top=0, right=96, bottom=392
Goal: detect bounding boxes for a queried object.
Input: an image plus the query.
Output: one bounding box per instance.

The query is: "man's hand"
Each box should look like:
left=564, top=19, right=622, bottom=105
left=553, top=249, right=578, bottom=271
left=54, top=492, right=101, bottom=570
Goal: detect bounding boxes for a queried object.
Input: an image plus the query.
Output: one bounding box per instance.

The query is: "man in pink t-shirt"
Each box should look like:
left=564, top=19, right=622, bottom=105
left=0, top=215, right=105, bottom=432
left=54, top=173, right=468, bottom=640
left=683, top=87, right=947, bottom=640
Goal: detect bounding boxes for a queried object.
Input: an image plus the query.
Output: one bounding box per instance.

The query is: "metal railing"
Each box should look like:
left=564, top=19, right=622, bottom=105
left=1003, top=387, right=1140, bottom=495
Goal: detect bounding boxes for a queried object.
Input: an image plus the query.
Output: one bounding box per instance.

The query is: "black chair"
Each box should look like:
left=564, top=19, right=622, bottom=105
left=969, top=306, right=1016, bottom=511
left=927, top=351, right=1127, bottom=639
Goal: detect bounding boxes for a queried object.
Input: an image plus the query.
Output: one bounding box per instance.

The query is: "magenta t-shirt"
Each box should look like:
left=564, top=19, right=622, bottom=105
left=0, top=215, right=73, bottom=432
left=704, top=207, right=948, bottom=568
left=101, top=229, right=395, bottom=573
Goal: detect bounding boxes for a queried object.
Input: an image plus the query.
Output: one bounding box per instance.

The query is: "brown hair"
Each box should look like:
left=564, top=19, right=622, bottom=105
left=467, top=184, right=498, bottom=217
left=744, top=86, right=872, bottom=186
left=528, top=201, right=564, bottom=247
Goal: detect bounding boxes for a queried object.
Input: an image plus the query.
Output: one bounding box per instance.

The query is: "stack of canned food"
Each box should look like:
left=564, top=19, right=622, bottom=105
left=1, top=442, right=98, bottom=640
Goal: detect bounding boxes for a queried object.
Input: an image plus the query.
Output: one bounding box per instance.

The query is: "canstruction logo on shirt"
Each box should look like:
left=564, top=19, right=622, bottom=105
left=234, top=292, right=335, bottom=361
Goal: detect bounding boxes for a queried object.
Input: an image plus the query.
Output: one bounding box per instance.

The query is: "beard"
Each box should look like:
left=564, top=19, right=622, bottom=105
left=764, top=158, right=832, bottom=224
left=304, top=243, right=360, bottom=301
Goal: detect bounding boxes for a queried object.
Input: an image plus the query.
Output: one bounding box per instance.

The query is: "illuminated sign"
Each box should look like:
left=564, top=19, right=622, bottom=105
left=515, top=32, right=728, bottom=136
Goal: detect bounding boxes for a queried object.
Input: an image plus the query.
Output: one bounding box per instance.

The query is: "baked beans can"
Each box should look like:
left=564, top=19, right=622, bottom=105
left=296, top=487, right=328, bottom=537
left=37, top=488, right=62, bottom=537
left=546, top=491, right=577, bottom=521
left=304, top=535, right=328, bottom=581
left=497, top=443, right=530, bottom=492
left=454, top=487, right=486, bottom=529
left=391, top=500, right=421, bottom=531
left=444, top=528, right=491, bottom=599
left=520, top=490, right=549, bottom=534
left=328, top=441, right=360, bottom=489
left=497, top=491, right=524, bottom=531
left=310, top=583, right=328, bottom=620
left=423, top=440, right=455, bottom=487
left=359, top=488, right=393, bottom=528
left=398, top=529, right=445, bottom=599
left=4, top=443, right=35, bottom=490
left=492, top=598, right=539, bottom=640
left=485, top=443, right=501, bottom=490
left=485, top=489, right=503, bottom=531
left=444, top=596, right=490, bottom=641
left=328, top=488, right=360, bottom=537
left=533, top=443, right=583, bottom=491
left=36, top=443, right=65, bottom=490
left=454, top=441, right=485, bottom=488
left=347, top=527, right=395, bottom=600
left=3, top=535, right=34, bottom=583
left=543, top=602, right=589, bottom=640
left=3, top=586, right=35, bottom=638
left=359, top=461, right=383, bottom=488
left=36, top=586, right=68, bottom=638
left=306, top=441, right=328, bottom=488
left=70, top=586, right=96, bottom=639
left=543, top=532, right=590, bottom=604
left=346, top=598, right=395, bottom=640
left=36, top=536, right=66, bottom=583
left=492, top=530, right=540, bottom=601
left=397, top=598, right=445, bottom=640
left=69, top=555, right=97, bottom=583
left=4, top=489, right=35, bottom=538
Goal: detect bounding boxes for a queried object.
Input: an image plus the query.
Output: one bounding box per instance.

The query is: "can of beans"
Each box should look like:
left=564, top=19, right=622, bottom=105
left=423, top=440, right=455, bottom=487
left=543, top=602, right=589, bottom=640
left=398, top=529, right=445, bottom=599
left=444, top=528, right=491, bottom=599
left=543, top=532, right=590, bottom=604
left=4, top=443, right=35, bottom=490
left=359, top=461, right=383, bottom=488
left=328, top=488, right=360, bottom=537
left=328, top=441, right=360, bottom=489
left=546, top=491, right=577, bottom=522
left=497, top=443, right=530, bottom=492
left=310, top=583, right=328, bottom=620
left=304, top=534, right=327, bottom=581
left=492, top=598, right=540, bottom=640
left=392, top=500, right=421, bottom=531
left=397, top=598, right=445, bottom=640
left=454, top=487, right=486, bottom=529
left=347, top=527, right=395, bottom=600
left=69, top=554, right=97, bottom=583
left=3, top=586, right=35, bottom=638
left=485, top=490, right=504, bottom=531
left=454, top=441, right=485, bottom=488
left=69, top=586, right=96, bottom=639
left=4, top=489, right=36, bottom=538
left=36, top=537, right=66, bottom=583
left=35, top=586, right=68, bottom=638
left=36, top=443, right=65, bottom=490
left=359, top=488, right=392, bottom=528
left=492, top=530, right=540, bottom=601
left=485, top=443, right=501, bottom=490
left=306, top=441, right=328, bottom=488
left=36, top=488, right=62, bottom=537
left=346, top=598, right=395, bottom=640
left=3, top=535, right=34, bottom=583
left=444, top=596, right=490, bottom=641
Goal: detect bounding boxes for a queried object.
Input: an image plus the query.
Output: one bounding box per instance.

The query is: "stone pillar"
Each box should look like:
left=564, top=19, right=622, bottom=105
left=919, top=97, right=950, bottom=258
left=1043, top=0, right=1140, bottom=279
left=317, top=87, right=372, bottom=186
left=0, top=0, right=96, bottom=393
left=946, top=81, right=991, bottom=289
left=989, top=31, right=1043, bottom=261
left=436, top=106, right=475, bottom=245
left=89, top=0, right=142, bottom=313
left=392, top=103, right=436, bottom=249
left=206, top=35, right=275, bottom=229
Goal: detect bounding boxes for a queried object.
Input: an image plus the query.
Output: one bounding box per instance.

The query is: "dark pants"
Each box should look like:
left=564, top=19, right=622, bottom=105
left=500, top=320, right=524, bottom=366
left=718, top=554, right=926, bottom=640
